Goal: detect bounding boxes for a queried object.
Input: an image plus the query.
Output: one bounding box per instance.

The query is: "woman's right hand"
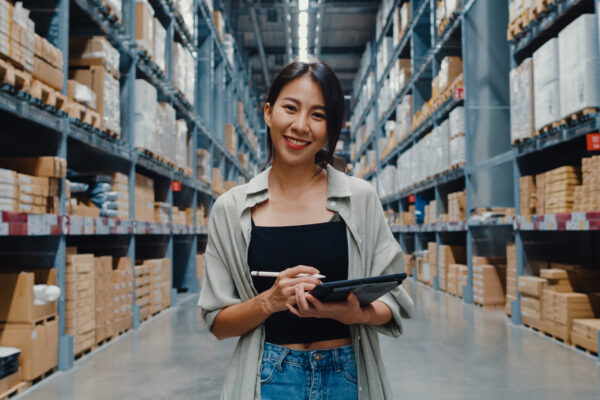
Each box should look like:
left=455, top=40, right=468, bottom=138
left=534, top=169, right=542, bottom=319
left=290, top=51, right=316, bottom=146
left=262, top=265, right=323, bottom=314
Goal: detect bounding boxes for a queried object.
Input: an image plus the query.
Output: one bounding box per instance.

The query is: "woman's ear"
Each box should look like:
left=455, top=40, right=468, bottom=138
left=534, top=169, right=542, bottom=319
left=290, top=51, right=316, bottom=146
left=264, top=103, right=272, bottom=128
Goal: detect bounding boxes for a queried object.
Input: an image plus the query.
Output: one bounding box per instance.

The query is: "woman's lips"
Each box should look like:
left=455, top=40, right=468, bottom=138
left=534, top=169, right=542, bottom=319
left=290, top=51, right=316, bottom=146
left=283, top=135, right=311, bottom=150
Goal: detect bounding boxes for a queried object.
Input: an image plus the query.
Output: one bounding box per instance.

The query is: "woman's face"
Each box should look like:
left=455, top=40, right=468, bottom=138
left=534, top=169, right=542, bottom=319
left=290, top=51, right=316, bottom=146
left=264, top=74, right=328, bottom=166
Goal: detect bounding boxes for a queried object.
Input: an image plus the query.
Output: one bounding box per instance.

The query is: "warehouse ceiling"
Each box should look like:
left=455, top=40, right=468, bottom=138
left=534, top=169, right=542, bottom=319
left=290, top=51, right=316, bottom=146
left=226, top=0, right=378, bottom=99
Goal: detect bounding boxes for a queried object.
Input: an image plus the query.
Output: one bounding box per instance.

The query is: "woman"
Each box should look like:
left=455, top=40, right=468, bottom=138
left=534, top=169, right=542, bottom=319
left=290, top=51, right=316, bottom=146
left=198, top=59, right=413, bottom=400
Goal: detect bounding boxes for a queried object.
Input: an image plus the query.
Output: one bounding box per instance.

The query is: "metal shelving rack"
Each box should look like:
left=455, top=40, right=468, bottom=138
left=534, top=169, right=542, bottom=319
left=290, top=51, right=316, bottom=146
left=350, top=0, right=511, bottom=302
left=0, top=0, right=262, bottom=371
left=351, top=0, right=600, bottom=359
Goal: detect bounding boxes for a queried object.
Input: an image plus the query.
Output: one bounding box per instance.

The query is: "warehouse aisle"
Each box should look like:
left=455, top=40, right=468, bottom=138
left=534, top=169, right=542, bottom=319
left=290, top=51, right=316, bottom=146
left=16, top=283, right=600, bottom=400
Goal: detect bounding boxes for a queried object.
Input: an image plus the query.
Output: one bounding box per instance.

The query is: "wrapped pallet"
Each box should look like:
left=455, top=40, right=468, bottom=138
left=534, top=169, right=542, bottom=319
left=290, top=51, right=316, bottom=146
left=135, top=0, right=154, bottom=57
left=510, top=58, right=534, bottom=142
left=533, top=38, right=560, bottom=131
left=154, top=19, right=166, bottom=72
left=558, top=14, right=599, bottom=118
left=134, top=79, right=157, bottom=152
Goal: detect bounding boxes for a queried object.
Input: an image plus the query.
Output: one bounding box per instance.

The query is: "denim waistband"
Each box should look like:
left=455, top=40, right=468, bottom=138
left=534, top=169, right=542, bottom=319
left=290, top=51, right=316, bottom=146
left=263, top=342, right=355, bottom=368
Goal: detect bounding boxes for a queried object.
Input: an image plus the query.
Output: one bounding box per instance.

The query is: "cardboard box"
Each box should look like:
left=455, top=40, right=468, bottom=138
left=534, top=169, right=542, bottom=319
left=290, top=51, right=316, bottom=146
left=33, top=56, right=64, bottom=91
left=0, top=317, right=58, bottom=381
left=69, top=36, right=120, bottom=79
left=0, top=269, right=57, bottom=323
left=518, top=276, right=546, bottom=298
left=0, top=157, right=65, bottom=178
left=135, top=1, right=155, bottom=56
left=213, top=10, right=224, bottom=42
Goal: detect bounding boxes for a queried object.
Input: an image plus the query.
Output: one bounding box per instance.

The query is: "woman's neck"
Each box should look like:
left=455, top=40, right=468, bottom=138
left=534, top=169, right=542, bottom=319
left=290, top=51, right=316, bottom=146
left=269, top=157, right=324, bottom=197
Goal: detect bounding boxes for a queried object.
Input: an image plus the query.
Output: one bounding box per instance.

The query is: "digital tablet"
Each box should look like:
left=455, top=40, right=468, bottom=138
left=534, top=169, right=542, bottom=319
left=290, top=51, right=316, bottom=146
left=309, top=273, right=408, bottom=307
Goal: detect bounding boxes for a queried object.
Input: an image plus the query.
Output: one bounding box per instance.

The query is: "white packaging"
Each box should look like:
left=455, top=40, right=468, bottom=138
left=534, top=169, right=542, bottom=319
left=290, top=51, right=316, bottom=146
left=450, top=135, right=466, bottom=166
left=134, top=79, right=157, bottom=151
left=533, top=38, right=560, bottom=130
left=400, top=2, right=411, bottom=33
left=558, top=14, right=600, bottom=117
left=176, top=120, right=188, bottom=170
left=445, top=0, right=461, bottom=17
left=440, top=119, right=450, bottom=172
left=509, top=58, right=534, bottom=142
left=154, top=19, right=166, bottom=72
left=449, top=106, right=465, bottom=137
left=175, top=0, right=194, bottom=34
left=103, top=71, right=121, bottom=134
left=395, top=95, right=413, bottom=141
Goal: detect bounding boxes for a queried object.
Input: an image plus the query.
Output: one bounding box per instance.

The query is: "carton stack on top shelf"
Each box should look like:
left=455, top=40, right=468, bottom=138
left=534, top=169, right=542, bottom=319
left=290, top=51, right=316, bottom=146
left=111, top=258, right=133, bottom=334
left=33, top=34, right=64, bottom=93
left=134, top=264, right=151, bottom=321
left=69, top=36, right=121, bottom=136
left=473, top=256, right=506, bottom=307
left=94, top=256, right=114, bottom=345
left=574, top=156, right=600, bottom=212
left=173, top=42, right=196, bottom=104
left=65, top=250, right=95, bottom=356
left=135, top=0, right=154, bottom=58
left=135, top=173, right=154, bottom=222
left=505, top=243, right=517, bottom=316
left=0, top=268, right=58, bottom=382
left=509, top=58, right=534, bottom=143
left=1, top=1, right=35, bottom=73
left=518, top=275, right=546, bottom=329
left=0, top=157, right=65, bottom=215
left=544, top=166, right=580, bottom=214
left=438, top=245, right=465, bottom=293
left=541, top=266, right=600, bottom=343
left=519, top=176, right=536, bottom=216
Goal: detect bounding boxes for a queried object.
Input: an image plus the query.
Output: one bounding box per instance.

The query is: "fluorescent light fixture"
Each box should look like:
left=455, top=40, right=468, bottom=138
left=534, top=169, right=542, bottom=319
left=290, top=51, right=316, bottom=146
left=299, top=0, right=309, bottom=11
left=299, top=48, right=309, bottom=61
left=298, top=26, right=308, bottom=38
left=299, top=37, right=308, bottom=49
left=299, top=11, right=308, bottom=26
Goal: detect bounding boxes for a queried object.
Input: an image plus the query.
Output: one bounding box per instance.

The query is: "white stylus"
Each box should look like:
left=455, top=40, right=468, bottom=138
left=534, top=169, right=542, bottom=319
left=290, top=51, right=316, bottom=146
left=250, top=271, right=326, bottom=279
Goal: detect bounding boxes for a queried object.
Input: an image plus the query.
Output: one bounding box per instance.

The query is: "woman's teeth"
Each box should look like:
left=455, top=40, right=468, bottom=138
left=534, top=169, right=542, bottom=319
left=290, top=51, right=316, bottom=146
left=287, top=137, right=309, bottom=145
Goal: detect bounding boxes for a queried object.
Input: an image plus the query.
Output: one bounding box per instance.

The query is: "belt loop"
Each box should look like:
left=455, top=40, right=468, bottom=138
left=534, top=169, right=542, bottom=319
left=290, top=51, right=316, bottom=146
left=276, top=347, right=289, bottom=372
left=332, top=348, right=341, bottom=373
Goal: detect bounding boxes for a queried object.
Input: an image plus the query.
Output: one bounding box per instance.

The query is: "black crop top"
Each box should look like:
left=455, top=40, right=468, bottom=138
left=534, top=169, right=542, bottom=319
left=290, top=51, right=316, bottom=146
left=248, top=213, right=350, bottom=344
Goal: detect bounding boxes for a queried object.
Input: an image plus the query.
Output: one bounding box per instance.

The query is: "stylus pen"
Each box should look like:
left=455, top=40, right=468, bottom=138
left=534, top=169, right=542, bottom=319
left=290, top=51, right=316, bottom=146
left=250, top=271, right=326, bottom=279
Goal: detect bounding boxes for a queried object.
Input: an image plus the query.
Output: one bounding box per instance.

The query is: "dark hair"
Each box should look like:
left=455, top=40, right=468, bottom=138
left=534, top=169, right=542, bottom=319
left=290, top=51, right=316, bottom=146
left=265, top=59, right=345, bottom=167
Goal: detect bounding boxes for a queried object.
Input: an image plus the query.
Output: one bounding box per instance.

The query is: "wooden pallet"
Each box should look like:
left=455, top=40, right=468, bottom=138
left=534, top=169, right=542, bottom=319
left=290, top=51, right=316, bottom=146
left=559, top=107, right=599, bottom=126
left=29, top=79, right=67, bottom=112
left=535, top=0, right=555, bottom=15
left=448, top=162, right=466, bottom=171
left=0, top=58, right=31, bottom=92
left=66, top=100, right=101, bottom=128
left=74, top=346, right=93, bottom=361
left=94, top=335, right=114, bottom=350
left=99, top=0, right=123, bottom=23
left=535, top=120, right=562, bottom=136
left=103, top=126, right=121, bottom=139
left=523, top=323, right=540, bottom=333
left=27, top=367, right=56, bottom=386
left=507, top=15, right=525, bottom=41
left=0, top=382, right=28, bottom=400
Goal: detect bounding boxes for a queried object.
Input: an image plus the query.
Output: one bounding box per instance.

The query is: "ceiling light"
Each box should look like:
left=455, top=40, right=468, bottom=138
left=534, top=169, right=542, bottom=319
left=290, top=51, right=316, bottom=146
left=299, top=11, right=308, bottom=26
left=299, top=37, right=308, bottom=49
left=299, top=26, right=308, bottom=38
left=299, top=48, right=309, bottom=61
left=299, top=0, right=309, bottom=11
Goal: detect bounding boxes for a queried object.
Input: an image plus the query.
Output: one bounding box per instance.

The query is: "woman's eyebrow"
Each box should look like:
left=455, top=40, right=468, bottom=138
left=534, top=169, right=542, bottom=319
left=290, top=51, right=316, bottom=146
left=281, top=97, right=326, bottom=111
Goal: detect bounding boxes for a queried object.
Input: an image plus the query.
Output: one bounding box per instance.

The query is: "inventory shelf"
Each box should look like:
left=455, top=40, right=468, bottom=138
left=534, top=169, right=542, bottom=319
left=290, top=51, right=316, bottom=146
left=516, top=213, right=600, bottom=231
left=467, top=216, right=515, bottom=227
left=73, top=0, right=130, bottom=53
left=380, top=166, right=465, bottom=204
left=390, top=220, right=467, bottom=233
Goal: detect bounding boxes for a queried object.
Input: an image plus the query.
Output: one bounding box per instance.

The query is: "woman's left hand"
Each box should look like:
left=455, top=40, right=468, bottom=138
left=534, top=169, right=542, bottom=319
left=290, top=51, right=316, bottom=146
left=286, top=285, right=371, bottom=325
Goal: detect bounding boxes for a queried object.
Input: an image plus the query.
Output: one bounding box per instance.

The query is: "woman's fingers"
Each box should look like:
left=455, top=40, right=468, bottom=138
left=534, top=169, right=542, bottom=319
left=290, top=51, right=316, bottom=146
left=280, top=265, right=320, bottom=278
left=296, top=286, right=312, bottom=313
left=286, top=304, right=302, bottom=317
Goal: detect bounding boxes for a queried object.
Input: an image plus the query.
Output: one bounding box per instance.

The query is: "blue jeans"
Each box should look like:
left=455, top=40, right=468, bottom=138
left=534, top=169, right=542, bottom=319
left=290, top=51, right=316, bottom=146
left=260, top=342, right=358, bottom=400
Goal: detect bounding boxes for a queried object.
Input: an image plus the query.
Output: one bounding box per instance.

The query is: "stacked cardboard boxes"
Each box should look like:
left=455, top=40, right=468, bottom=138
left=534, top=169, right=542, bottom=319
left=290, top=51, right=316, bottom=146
left=94, top=256, right=114, bottom=344
left=135, top=0, right=155, bottom=57
left=544, top=166, right=580, bottom=214
left=147, top=261, right=163, bottom=315
left=424, top=201, right=437, bottom=224
left=111, top=258, right=133, bottom=334
left=472, top=256, right=506, bottom=307
left=518, top=276, right=546, bottom=329
left=135, top=264, right=151, bottom=321
left=197, top=149, right=212, bottom=184
left=173, top=42, right=195, bottom=104
left=438, top=245, right=466, bottom=293
left=449, top=107, right=466, bottom=168
left=154, top=202, right=170, bottom=224
left=109, top=172, right=129, bottom=220
left=33, top=34, right=64, bottom=91
left=573, top=156, right=600, bottom=212
left=1, top=1, right=35, bottom=72
left=135, top=173, right=154, bottom=222
left=425, top=242, right=437, bottom=286
left=224, top=124, right=236, bottom=155
left=448, top=190, right=466, bottom=222
left=571, top=319, right=600, bottom=353
left=447, top=264, right=459, bottom=296
left=542, top=291, right=600, bottom=343
left=506, top=243, right=517, bottom=316
left=0, top=269, right=58, bottom=381
left=65, top=250, right=95, bottom=355
left=393, top=1, right=410, bottom=45
left=457, top=265, right=468, bottom=298
left=519, top=176, right=536, bottom=216
left=401, top=206, right=416, bottom=225
left=535, top=172, right=546, bottom=215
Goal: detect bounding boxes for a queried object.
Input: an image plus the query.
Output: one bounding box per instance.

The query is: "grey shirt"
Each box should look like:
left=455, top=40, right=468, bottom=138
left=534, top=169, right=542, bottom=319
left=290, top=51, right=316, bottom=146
left=198, top=164, right=414, bottom=399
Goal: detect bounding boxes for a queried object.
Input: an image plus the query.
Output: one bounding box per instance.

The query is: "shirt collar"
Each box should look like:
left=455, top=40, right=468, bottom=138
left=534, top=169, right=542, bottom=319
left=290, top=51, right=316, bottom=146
left=244, top=164, right=352, bottom=199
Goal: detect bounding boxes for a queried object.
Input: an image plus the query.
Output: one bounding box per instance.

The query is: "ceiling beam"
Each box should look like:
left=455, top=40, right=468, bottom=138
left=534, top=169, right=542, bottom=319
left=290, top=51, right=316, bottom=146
left=314, top=0, right=325, bottom=58
left=283, top=0, right=293, bottom=63
left=246, top=46, right=365, bottom=56
left=232, top=2, right=379, bottom=15
left=249, top=6, right=271, bottom=87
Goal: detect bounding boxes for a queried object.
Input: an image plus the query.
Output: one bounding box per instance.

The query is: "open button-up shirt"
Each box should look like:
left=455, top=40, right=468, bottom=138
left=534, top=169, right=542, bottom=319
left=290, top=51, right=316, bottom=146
left=198, top=164, right=414, bottom=399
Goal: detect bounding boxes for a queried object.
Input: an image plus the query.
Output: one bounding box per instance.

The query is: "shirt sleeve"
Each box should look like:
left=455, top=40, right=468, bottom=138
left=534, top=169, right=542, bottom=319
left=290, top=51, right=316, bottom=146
left=197, top=196, right=242, bottom=330
left=366, top=188, right=414, bottom=337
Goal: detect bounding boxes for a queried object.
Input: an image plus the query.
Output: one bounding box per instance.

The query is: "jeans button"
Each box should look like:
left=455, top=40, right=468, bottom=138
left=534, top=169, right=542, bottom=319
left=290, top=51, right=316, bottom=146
left=315, top=354, right=322, bottom=361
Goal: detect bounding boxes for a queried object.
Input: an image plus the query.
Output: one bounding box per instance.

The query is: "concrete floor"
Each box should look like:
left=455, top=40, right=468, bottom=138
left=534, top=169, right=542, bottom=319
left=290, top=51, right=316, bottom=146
left=15, top=281, right=600, bottom=400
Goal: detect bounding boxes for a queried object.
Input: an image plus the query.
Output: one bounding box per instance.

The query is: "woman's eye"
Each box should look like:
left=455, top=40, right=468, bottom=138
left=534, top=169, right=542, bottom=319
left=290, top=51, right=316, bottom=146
left=313, top=113, right=326, bottom=119
left=284, top=105, right=296, bottom=111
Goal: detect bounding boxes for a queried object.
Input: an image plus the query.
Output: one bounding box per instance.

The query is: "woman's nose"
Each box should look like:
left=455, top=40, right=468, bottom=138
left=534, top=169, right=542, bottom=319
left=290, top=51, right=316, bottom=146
left=291, top=113, right=310, bottom=134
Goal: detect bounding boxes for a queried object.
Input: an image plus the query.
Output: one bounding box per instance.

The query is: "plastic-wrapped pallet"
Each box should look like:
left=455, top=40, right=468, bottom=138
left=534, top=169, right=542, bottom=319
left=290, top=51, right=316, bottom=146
left=175, top=0, right=194, bottom=35
left=445, top=0, right=461, bottom=17
left=393, top=1, right=411, bottom=45
left=196, top=149, right=211, bottom=183
left=449, top=106, right=465, bottom=137
left=438, top=56, right=462, bottom=94
left=105, top=0, right=122, bottom=16
left=450, top=134, right=465, bottom=167
left=440, top=119, right=450, bottom=172
left=135, top=0, right=154, bottom=57
left=175, top=120, right=187, bottom=171
left=395, top=95, right=412, bottom=141
left=533, top=38, right=560, bottom=131
left=509, top=58, right=534, bottom=142
left=154, top=19, right=166, bottom=72
left=379, top=165, right=396, bottom=199
left=223, top=34, right=235, bottom=66
left=558, top=14, right=599, bottom=118
left=134, top=80, right=157, bottom=151
left=155, top=103, right=176, bottom=164
left=431, top=127, right=441, bottom=176
left=69, top=36, right=120, bottom=79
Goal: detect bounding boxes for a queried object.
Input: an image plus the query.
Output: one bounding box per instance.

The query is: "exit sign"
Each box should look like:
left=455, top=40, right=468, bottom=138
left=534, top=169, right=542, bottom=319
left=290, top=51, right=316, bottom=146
left=172, top=181, right=182, bottom=192
left=587, top=133, right=600, bottom=151
left=408, top=195, right=416, bottom=203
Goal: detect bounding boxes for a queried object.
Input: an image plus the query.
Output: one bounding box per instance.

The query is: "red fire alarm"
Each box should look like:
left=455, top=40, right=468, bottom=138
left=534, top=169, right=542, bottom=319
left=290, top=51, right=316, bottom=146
left=172, top=181, right=182, bottom=192
left=587, top=133, right=600, bottom=151
left=408, top=195, right=416, bottom=204
left=453, top=87, right=465, bottom=101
